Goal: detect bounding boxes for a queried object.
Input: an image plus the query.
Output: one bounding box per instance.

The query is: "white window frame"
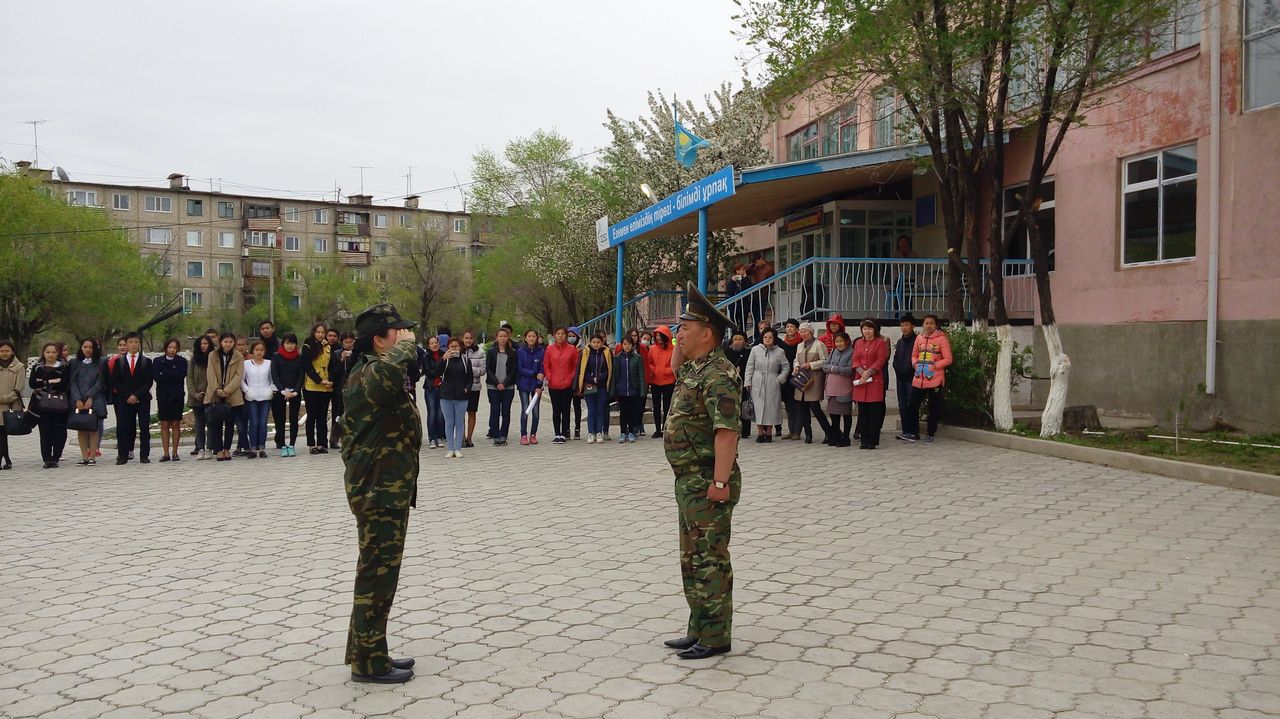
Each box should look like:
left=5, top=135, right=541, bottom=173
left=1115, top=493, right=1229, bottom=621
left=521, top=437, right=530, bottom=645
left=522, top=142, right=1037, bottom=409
left=284, top=207, right=301, bottom=222
left=112, top=193, right=130, bottom=211
left=186, top=230, right=203, bottom=247
left=156, top=259, right=174, bottom=277
left=314, top=237, right=329, bottom=253
left=188, top=291, right=204, bottom=309
left=453, top=218, right=469, bottom=234
left=66, top=190, right=97, bottom=207
left=426, top=216, right=447, bottom=232
left=1121, top=144, right=1198, bottom=267
left=351, top=267, right=367, bottom=282
left=146, top=228, right=172, bottom=245
left=245, top=230, right=274, bottom=248
left=186, top=198, right=203, bottom=217
left=374, top=213, right=388, bottom=229
left=217, top=261, right=234, bottom=279
left=874, top=90, right=897, bottom=148
left=1002, top=178, right=1056, bottom=271
left=373, top=240, right=388, bottom=257
left=286, top=266, right=302, bottom=281
left=250, top=260, right=271, bottom=277
left=313, top=209, right=329, bottom=224
left=218, top=231, right=235, bottom=249
left=284, top=235, right=301, bottom=252
left=289, top=294, right=301, bottom=310
left=145, top=196, right=172, bottom=213
left=1244, top=0, right=1280, bottom=111
left=1151, top=0, right=1203, bottom=58
left=218, top=201, right=235, bottom=219
left=186, top=260, right=204, bottom=278
left=399, top=213, right=412, bottom=228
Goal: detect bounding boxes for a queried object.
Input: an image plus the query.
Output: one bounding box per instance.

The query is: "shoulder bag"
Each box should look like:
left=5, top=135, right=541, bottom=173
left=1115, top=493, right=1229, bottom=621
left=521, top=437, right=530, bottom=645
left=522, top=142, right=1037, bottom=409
left=2, top=404, right=33, bottom=436
left=789, top=368, right=814, bottom=391
left=31, top=388, right=69, bottom=415
left=67, top=408, right=98, bottom=432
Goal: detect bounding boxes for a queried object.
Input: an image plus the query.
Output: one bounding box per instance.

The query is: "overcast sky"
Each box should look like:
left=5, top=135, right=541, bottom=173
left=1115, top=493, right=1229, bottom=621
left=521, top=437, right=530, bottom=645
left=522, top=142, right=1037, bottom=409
left=0, top=0, right=754, bottom=210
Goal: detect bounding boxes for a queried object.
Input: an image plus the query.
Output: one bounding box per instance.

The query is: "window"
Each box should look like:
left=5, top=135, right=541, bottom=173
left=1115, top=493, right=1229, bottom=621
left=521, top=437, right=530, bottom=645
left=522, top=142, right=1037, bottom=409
left=313, top=209, right=329, bottom=224
left=146, top=228, right=171, bottom=244
left=1002, top=179, right=1056, bottom=272
left=374, top=213, right=388, bottom=229
left=186, top=199, right=203, bottom=216
left=286, top=267, right=302, bottom=281
left=786, top=122, right=819, bottom=161
left=375, top=270, right=389, bottom=282
left=1245, top=0, right=1280, bottom=109
left=289, top=295, right=301, bottom=310
left=221, top=294, right=236, bottom=309
left=154, top=259, right=173, bottom=276
left=874, top=90, right=897, bottom=148
left=1122, top=144, right=1197, bottom=265
left=145, top=196, right=172, bottom=213
left=112, top=193, right=130, bottom=210
left=250, top=260, right=271, bottom=276
left=1152, top=0, right=1202, bottom=57
left=218, top=201, right=235, bottom=219
left=314, top=237, right=329, bottom=253
left=374, top=240, right=388, bottom=256
left=245, top=204, right=278, bottom=219
left=313, top=266, right=326, bottom=276
left=186, top=261, right=204, bottom=278
left=147, top=293, right=165, bottom=307
left=187, top=291, right=203, bottom=309
left=284, top=235, right=301, bottom=252
left=456, top=246, right=469, bottom=257
left=839, top=104, right=858, bottom=153
left=186, top=230, right=203, bottom=247
left=66, top=190, right=97, bottom=207
left=399, top=214, right=412, bottom=228
left=453, top=218, right=469, bottom=234
left=218, top=261, right=234, bottom=278
left=245, top=230, right=274, bottom=247
left=426, top=216, right=447, bottom=232
left=284, top=207, right=300, bottom=222
left=219, top=231, right=235, bottom=248
left=352, top=267, right=367, bottom=281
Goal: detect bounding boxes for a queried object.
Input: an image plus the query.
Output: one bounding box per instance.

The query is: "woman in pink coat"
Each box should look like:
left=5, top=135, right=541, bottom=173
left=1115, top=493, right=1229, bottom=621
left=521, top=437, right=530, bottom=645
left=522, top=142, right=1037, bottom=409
left=899, top=313, right=952, bottom=444
left=851, top=319, right=890, bottom=449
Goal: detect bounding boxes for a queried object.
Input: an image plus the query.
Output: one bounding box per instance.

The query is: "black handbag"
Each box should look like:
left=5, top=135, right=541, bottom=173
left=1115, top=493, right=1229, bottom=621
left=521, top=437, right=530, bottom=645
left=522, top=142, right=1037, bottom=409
left=67, top=409, right=98, bottom=432
left=740, top=397, right=756, bottom=424
left=31, top=389, right=69, bottom=415
left=2, top=409, right=33, bottom=436
left=207, top=399, right=231, bottom=424
left=330, top=417, right=345, bottom=445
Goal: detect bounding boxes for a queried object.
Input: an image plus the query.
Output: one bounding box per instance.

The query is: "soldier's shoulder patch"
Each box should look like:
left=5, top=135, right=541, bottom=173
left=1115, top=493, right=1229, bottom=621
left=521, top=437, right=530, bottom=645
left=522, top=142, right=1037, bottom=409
left=717, top=395, right=737, bottom=417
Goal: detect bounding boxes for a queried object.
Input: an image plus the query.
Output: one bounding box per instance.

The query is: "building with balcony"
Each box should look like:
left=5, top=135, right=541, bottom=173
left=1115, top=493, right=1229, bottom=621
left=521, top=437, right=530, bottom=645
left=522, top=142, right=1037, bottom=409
left=19, top=165, right=485, bottom=320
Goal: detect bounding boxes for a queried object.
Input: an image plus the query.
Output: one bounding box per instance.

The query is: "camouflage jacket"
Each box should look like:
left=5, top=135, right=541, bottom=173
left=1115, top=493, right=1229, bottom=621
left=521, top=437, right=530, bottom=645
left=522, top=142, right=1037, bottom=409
left=341, top=339, right=422, bottom=513
left=663, top=347, right=741, bottom=473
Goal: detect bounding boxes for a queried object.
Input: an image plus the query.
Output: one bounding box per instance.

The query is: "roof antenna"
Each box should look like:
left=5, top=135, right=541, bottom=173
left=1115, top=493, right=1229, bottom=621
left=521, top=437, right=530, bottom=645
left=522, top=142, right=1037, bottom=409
left=19, top=119, right=49, bottom=164
left=404, top=166, right=413, bottom=197
left=453, top=171, right=466, bottom=211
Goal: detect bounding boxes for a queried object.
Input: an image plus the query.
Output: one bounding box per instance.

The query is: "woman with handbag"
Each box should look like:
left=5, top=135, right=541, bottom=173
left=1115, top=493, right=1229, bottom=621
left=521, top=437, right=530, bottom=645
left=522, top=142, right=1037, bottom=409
left=576, top=333, right=613, bottom=444
left=0, top=339, right=26, bottom=470
left=821, top=331, right=855, bottom=447
left=436, top=337, right=472, bottom=458
left=791, top=323, right=832, bottom=444
left=29, top=342, right=70, bottom=468
left=853, top=319, right=891, bottom=449
left=154, top=338, right=188, bottom=462
left=744, top=327, right=789, bottom=443
left=206, top=332, right=245, bottom=462
left=301, top=323, right=333, bottom=454
left=187, top=335, right=214, bottom=459
left=68, top=338, right=107, bottom=465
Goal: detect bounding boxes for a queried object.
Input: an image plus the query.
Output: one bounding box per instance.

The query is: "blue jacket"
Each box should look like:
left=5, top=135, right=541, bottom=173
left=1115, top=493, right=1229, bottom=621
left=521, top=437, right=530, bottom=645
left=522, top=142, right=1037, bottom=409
left=516, top=344, right=545, bottom=393
left=613, top=350, right=647, bottom=398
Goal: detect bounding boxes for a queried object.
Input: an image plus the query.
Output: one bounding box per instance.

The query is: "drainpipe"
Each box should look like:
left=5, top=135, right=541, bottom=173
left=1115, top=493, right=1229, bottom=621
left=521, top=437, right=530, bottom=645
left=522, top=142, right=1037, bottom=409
left=1205, top=0, right=1221, bottom=395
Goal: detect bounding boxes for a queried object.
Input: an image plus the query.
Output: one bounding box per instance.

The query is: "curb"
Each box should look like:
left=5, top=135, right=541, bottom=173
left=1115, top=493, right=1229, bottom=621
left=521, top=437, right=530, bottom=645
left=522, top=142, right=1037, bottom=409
left=939, top=426, right=1280, bottom=497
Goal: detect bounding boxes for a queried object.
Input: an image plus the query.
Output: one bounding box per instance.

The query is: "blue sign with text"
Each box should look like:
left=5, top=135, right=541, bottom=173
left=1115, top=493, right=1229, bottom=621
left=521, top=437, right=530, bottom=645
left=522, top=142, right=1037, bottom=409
left=608, top=166, right=735, bottom=246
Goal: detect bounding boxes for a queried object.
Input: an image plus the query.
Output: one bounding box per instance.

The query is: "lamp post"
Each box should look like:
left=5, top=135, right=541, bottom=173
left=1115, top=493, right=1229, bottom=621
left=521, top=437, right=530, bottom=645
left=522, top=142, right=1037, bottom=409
left=270, top=225, right=281, bottom=325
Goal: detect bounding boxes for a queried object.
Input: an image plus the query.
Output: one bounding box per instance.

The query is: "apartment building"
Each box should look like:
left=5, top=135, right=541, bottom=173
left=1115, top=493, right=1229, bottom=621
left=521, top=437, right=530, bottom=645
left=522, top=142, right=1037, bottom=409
left=20, top=163, right=487, bottom=317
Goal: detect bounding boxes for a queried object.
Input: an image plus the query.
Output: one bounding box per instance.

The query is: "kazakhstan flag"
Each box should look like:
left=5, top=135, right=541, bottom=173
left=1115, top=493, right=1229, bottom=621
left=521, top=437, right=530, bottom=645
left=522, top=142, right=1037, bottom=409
left=675, top=121, right=710, bottom=169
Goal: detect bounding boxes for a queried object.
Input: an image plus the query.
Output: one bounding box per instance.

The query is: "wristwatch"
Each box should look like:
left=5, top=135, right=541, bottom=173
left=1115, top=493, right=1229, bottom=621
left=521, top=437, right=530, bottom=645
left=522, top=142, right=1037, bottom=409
left=714, top=481, right=727, bottom=489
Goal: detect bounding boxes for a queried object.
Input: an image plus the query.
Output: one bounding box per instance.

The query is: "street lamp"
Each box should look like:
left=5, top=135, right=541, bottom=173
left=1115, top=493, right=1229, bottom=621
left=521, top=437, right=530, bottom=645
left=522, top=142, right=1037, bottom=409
left=270, top=225, right=281, bottom=325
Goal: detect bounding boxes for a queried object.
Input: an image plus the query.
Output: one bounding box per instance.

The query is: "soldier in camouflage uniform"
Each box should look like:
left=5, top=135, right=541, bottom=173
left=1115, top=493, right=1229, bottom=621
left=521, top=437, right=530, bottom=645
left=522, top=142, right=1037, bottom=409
left=341, top=303, right=422, bottom=684
left=662, top=282, right=743, bottom=661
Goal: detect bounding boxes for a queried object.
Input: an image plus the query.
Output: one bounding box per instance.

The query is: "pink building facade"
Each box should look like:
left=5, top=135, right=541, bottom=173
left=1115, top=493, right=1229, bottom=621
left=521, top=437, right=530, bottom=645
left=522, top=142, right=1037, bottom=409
left=733, top=0, right=1280, bottom=431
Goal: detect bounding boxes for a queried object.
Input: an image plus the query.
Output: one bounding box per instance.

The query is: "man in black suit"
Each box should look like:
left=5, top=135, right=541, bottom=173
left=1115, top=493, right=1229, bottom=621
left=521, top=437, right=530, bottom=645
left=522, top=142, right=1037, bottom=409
left=111, top=332, right=154, bottom=465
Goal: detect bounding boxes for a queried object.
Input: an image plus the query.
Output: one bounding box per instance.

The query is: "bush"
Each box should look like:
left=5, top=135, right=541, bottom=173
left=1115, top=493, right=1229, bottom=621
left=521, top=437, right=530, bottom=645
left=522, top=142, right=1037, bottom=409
left=942, top=325, right=1032, bottom=428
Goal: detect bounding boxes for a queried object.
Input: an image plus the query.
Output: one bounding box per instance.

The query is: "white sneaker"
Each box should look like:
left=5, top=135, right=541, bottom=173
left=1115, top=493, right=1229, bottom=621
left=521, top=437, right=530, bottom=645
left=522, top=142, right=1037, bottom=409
left=454, top=451, right=463, bottom=459
left=445, top=451, right=455, bottom=458
left=586, top=434, right=595, bottom=444
left=596, top=433, right=604, bottom=443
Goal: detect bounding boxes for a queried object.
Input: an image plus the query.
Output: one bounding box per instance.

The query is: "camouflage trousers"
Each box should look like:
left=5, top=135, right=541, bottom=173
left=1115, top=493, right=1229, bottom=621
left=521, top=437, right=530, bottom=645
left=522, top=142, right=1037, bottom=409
left=674, top=465, right=742, bottom=649
left=346, top=505, right=410, bottom=676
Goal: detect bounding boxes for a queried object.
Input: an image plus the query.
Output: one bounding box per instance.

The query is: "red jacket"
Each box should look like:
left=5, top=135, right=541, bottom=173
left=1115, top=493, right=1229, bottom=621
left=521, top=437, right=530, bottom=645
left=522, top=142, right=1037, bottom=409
left=820, top=313, right=847, bottom=351
left=911, top=331, right=953, bottom=390
left=544, top=341, right=580, bottom=391
left=851, top=336, right=889, bottom=403
left=644, top=326, right=676, bottom=386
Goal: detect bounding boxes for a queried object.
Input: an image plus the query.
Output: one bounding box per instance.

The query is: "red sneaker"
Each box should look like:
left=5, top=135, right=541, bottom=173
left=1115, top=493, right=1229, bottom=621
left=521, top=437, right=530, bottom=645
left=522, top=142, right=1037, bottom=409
left=529, top=435, right=538, bottom=445
left=520, top=436, right=530, bottom=446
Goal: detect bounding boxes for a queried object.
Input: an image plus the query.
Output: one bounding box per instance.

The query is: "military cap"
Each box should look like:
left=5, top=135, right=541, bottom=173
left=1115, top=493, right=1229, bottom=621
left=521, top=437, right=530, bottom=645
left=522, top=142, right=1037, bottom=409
left=678, top=281, right=737, bottom=335
left=354, top=303, right=416, bottom=339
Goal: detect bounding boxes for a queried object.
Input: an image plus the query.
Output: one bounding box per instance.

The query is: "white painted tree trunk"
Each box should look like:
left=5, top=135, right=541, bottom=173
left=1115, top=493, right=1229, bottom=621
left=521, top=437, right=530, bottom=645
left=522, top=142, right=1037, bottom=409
left=993, top=324, right=1014, bottom=430
left=1040, top=323, right=1071, bottom=436
left=972, top=318, right=988, bottom=333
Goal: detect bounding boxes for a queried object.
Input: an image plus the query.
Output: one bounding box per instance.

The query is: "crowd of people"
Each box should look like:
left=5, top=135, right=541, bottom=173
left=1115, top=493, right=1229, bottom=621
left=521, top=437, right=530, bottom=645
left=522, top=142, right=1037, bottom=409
left=0, top=308, right=954, bottom=471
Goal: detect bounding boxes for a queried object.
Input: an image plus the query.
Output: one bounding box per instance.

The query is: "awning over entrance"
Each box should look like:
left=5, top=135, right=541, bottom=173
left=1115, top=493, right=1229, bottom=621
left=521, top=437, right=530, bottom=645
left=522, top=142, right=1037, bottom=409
left=623, top=143, right=929, bottom=243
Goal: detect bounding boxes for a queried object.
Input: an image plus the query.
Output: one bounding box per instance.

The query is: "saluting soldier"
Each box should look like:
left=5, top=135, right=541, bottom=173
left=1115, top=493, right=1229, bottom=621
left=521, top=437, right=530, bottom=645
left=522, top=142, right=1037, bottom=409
left=662, top=282, right=743, bottom=660
left=341, top=303, right=422, bottom=683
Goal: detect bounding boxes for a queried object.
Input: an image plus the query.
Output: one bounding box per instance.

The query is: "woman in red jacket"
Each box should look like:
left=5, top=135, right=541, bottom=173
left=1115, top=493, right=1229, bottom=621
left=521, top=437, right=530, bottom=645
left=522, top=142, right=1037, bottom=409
left=851, top=319, right=890, bottom=449
left=543, top=326, right=580, bottom=445
left=644, top=325, right=676, bottom=437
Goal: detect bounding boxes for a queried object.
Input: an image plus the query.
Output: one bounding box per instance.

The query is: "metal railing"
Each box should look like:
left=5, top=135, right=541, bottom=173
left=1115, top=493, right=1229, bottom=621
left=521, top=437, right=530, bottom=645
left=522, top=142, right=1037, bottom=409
left=577, top=258, right=1034, bottom=338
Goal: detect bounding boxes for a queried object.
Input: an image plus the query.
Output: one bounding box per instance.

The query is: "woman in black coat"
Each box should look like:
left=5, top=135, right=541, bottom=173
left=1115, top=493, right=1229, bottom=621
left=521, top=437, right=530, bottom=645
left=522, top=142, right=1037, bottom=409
left=29, top=342, right=70, bottom=468
left=68, top=338, right=106, bottom=465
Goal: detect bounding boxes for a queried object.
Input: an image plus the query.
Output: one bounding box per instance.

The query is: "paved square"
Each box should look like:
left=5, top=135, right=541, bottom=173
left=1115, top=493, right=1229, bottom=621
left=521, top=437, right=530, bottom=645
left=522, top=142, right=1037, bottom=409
left=2, top=404, right=1278, bottom=719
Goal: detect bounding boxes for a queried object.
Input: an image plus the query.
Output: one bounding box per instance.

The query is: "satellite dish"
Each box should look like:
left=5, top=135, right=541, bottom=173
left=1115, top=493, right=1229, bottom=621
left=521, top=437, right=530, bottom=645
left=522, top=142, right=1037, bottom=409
left=55, top=166, right=70, bottom=182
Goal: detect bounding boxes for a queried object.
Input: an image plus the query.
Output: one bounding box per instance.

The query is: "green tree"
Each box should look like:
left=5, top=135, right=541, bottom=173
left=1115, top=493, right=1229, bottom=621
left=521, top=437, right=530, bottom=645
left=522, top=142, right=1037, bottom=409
left=0, top=171, right=163, bottom=355
left=737, top=0, right=1176, bottom=434
left=288, top=256, right=380, bottom=330
left=383, top=223, right=470, bottom=335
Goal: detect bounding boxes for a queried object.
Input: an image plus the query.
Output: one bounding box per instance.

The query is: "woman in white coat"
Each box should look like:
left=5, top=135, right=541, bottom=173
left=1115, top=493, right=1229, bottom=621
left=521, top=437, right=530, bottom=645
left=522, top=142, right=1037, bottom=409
left=744, top=327, right=790, bottom=443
